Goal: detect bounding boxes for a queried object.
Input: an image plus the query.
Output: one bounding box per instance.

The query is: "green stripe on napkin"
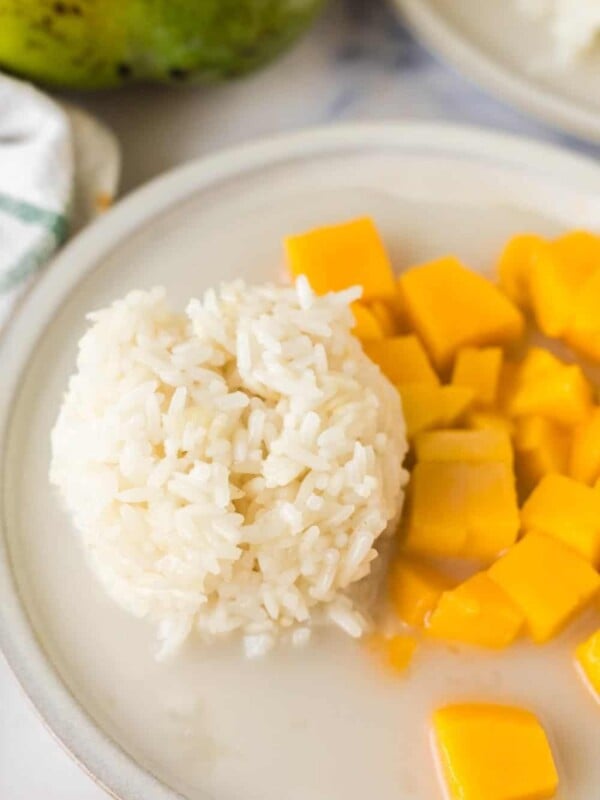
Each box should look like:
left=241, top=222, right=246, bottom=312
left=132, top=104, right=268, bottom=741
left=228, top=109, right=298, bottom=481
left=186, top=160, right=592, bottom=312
left=0, top=232, right=60, bottom=293
left=0, top=192, right=69, bottom=293
left=0, top=192, right=68, bottom=240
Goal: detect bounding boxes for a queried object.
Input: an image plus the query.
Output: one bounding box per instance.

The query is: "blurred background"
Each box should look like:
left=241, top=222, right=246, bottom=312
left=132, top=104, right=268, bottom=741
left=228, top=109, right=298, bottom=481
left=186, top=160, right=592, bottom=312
left=16, top=0, right=599, bottom=193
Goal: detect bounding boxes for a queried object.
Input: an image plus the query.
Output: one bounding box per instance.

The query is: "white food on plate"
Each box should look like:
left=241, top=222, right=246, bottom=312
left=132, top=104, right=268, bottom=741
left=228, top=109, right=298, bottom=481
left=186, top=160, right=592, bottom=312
left=50, top=278, right=408, bottom=659
left=518, top=0, right=600, bottom=62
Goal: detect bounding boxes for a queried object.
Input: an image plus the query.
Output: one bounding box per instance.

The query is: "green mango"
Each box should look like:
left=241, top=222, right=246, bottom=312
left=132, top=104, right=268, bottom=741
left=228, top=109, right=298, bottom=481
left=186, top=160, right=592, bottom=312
left=0, top=0, right=325, bottom=88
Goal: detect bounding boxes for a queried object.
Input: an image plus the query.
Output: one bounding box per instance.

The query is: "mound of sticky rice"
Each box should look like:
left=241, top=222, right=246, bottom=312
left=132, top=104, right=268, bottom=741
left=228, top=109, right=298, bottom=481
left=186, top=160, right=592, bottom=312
left=50, top=278, right=408, bottom=658
left=518, top=0, right=600, bottom=61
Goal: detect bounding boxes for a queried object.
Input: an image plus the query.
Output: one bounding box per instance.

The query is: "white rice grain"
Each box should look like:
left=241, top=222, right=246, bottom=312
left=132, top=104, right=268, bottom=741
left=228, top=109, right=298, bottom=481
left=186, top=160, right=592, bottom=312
left=50, top=280, right=408, bottom=657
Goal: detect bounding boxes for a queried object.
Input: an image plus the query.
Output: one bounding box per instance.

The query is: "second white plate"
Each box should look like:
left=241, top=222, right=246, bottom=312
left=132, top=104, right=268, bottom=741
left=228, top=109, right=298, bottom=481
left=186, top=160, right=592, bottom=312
left=395, top=0, right=600, bottom=145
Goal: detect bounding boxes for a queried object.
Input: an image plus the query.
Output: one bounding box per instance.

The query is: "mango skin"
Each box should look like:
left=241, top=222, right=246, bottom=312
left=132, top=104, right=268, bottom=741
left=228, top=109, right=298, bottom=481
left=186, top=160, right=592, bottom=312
left=0, top=0, right=324, bottom=88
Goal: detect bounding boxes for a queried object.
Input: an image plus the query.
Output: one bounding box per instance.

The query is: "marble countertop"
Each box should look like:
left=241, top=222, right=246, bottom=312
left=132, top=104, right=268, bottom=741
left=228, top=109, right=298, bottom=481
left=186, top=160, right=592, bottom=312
left=1, top=1, right=597, bottom=797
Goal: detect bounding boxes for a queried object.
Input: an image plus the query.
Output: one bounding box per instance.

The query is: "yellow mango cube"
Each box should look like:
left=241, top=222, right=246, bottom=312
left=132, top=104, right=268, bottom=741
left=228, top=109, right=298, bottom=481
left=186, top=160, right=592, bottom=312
left=512, top=347, right=558, bottom=380
left=489, top=532, right=600, bottom=642
left=529, top=239, right=597, bottom=338
left=570, top=408, right=600, bottom=485
left=388, top=558, right=450, bottom=627
left=553, top=229, right=600, bottom=272
left=414, top=429, right=513, bottom=465
left=363, top=335, right=439, bottom=386
left=508, top=348, right=592, bottom=427
left=467, top=410, right=515, bottom=437
left=403, top=462, right=469, bottom=557
left=497, top=361, right=521, bottom=414
left=351, top=302, right=384, bottom=341
left=452, top=346, right=503, bottom=407
left=366, top=633, right=417, bottom=673
left=497, top=232, right=544, bottom=309
left=427, top=573, right=524, bottom=648
left=521, top=474, right=600, bottom=565
left=384, top=635, right=417, bottom=672
left=391, top=281, right=413, bottom=333
left=527, top=231, right=600, bottom=341
left=285, top=217, right=396, bottom=300
left=403, top=461, right=519, bottom=560
left=398, top=256, right=524, bottom=370
left=575, top=629, right=600, bottom=699
left=513, top=416, right=570, bottom=496
left=398, top=384, right=473, bottom=439
left=433, top=703, right=559, bottom=800
left=462, top=461, right=520, bottom=560
left=566, top=268, right=600, bottom=362
left=366, top=299, right=398, bottom=335
left=514, top=415, right=570, bottom=465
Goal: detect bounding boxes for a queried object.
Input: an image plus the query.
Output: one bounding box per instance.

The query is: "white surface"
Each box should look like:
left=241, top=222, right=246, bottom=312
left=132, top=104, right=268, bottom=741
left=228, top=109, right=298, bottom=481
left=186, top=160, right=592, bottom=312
left=0, top=667, right=108, bottom=800
left=396, top=0, right=600, bottom=144
left=2, top=1, right=600, bottom=797
left=3, top=124, right=600, bottom=800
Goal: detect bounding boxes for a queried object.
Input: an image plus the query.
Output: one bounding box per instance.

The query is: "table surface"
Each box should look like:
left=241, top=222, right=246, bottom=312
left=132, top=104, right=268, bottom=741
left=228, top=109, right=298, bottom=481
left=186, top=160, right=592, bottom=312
left=1, top=1, right=598, bottom=798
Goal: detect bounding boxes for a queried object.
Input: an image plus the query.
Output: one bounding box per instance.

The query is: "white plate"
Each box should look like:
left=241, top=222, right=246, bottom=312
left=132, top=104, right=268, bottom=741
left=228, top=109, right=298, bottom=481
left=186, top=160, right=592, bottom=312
left=2, top=123, right=600, bottom=800
left=395, top=0, right=600, bottom=144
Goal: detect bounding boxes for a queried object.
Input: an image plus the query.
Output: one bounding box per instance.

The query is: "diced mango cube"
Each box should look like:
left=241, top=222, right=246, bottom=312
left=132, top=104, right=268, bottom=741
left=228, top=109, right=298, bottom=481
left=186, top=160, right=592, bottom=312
left=575, top=629, right=600, bottom=699
left=553, top=229, right=600, bottom=273
left=489, top=532, right=600, bottom=642
left=366, top=299, right=398, bottom=335
left=388, top=558, right=451, bottom=627
left=384, top=635, right=417, bottom=672
left=391, top=281, right=413, bottom=333
left=403, top=462, right=469, bottom=557
left=366, top=633, right=417, bottom=673
left=351, top=302, right=384, bottom=341
left=570, top=407, right=600, bottom=485
left=497, top=361, right=521, bottom=415
left=529, top=239, right=597, bottom=337
left=427, top=573, right=524, bottom=648
left=433, top=703, right=559, bottom=800
left=521, top=474, right=600, bottom=566
left=467, top=410, right=515, bottom=437
left=403, top=461, right=519, bottom=561
left=513, top=416, right=570, bottom=496
left=507, top=347, right=592, bottom=426
left=512, top=347, right=558, bottom=380
left=398, top=257, right=524, bottom=370
left=516, top=450, right=559, bottom=499
left=452, top=346, right=503, bottom=407
left=398, top=384, right=473, bottom=439
left=364, top=335, right=439, bottom=386
left=461, top=462, right=520, bottom=560
left=285, top=217, right=396, bottom=300
left=525, top=231, right=600, bottom=341
left=497, top=232, right=544, bottom=309
left=566, top=268, right=600, bottom=361
left=415, top=429, right=513, bottom=465
left=513, top=415, right=569, bottom=462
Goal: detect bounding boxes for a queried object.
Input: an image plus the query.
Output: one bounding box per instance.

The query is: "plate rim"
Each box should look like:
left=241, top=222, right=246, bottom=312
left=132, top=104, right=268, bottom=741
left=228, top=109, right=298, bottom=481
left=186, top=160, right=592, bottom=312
left=4, top=121, right=600, bottom=800
left=394, top=0, right=600, bottom=145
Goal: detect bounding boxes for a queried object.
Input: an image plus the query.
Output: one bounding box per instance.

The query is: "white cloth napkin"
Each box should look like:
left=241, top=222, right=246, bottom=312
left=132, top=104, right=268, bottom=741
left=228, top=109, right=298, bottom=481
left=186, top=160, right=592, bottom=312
left=0, top=75, right=120, bottom=330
